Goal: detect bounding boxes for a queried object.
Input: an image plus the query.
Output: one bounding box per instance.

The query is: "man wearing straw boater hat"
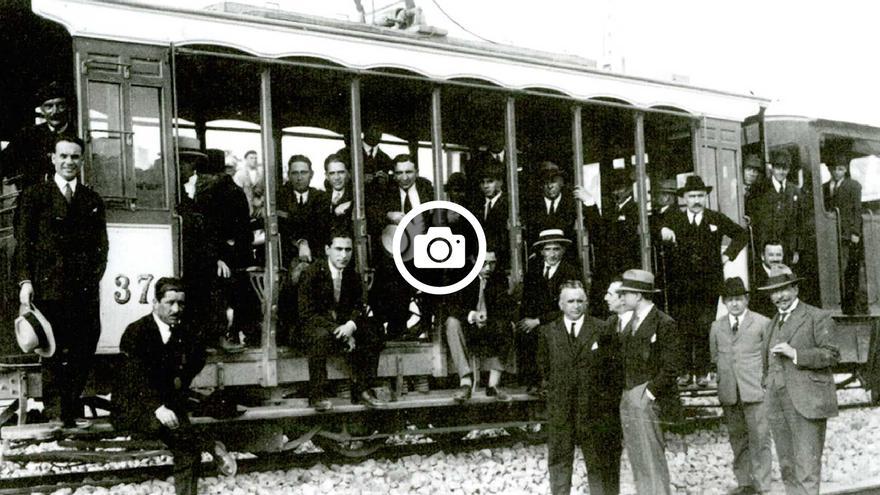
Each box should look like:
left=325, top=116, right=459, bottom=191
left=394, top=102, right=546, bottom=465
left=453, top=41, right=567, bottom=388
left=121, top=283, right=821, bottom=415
left=616, top=269, right=681, bottom=495
left=709, top=277, right=772, bottom=495
left=659, top=175, right=749, bottom=388
left=759, top=264, right=839, bottom=495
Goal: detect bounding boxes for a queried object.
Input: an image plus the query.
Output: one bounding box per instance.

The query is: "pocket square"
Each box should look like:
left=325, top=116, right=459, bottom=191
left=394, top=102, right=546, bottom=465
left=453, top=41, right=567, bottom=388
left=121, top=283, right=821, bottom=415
left=650, top=333, right=657, bottom=344
left=591, top=342, right=598, bottom=351
left=709, top=224, right=718, bottom=232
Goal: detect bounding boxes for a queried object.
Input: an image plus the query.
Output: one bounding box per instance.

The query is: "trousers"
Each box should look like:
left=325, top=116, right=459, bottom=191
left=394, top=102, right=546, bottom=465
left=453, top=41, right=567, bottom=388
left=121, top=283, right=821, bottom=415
left=620, top=383, right=671, bottom=495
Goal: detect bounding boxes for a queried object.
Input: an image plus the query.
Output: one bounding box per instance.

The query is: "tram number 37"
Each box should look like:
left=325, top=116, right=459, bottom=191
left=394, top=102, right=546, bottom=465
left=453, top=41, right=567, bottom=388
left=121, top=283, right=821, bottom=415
left=114, top=274, right=155, bottom=305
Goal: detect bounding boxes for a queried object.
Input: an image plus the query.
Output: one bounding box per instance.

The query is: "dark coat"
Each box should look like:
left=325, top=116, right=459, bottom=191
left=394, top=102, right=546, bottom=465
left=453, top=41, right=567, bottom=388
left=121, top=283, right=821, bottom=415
left=14, top=180, right=108, bottom=302
left=112, top=314, right=207, bottom=432
left=824, top=177, right=862, bottom=239
left=326, top=185, right=355, bottom=235
left=750, top=264, right=777, bottom=318
left=278, top=185, right=330, bottom=258
left=369, top=177, right=435, bottom=236
left=297, top=260, right=364, bottom=334
left=619, top=305, right=683, bottom=423
left=524, top=192, right=578, bottom=246
left=661, top=207, right=748, bottom=302
left=598, top=196, right=641, bottom=278
left=194, top=174, right=252, bottom=269
left=0, top=122, right=65, bottom=189
left=474, top=194, right=509, bottom=261
left=520, top=259, right=581, bottom=325
left=749, top=181, right=805, bottom=259
left=448, top=272, right=514, bottom=354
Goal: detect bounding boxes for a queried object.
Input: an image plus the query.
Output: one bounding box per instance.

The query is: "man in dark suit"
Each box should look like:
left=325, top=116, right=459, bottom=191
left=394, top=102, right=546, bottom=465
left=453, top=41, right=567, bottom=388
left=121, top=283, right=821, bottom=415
left=324, top=154, right=355, bottom=236
left=823, top=156, right=866, bottom=315
left=15, top=135, right=108, bottom=426
left=617, top=269, right=682, bottom=495
left=279, top=154, right=330, bottom=262
left=524, top=167, right=577, bottom=247
left=335, top=124, right=393, bottom=188
left=759, top=265, right=839, bottom=495
left=649, top=179, right=680, bottom=313
left=298, top=231, right=386, bottom=411
left=113, top=278, right=236, bottom=495
left=1, top=81, right=74, bottom=189
left=369, top=154, right=435, bottom=339
left=709, top=277, right=772, bottom=495
left=750, top=149, right=804, bottom=267
left=446, top=251, right=513, bottom=402
left=751, top=240, right=785, bottom=318
left=517, top=229, right=580, bottom=391
left=538, top=280, right=622, bottom=495
left=474, top=160, right=509, bottom=264
left=659, top=175, right=748, bottom=387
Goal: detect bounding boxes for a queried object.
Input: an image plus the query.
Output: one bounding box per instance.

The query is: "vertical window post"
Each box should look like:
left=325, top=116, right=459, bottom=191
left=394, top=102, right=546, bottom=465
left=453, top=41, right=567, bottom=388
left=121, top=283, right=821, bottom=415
left=349, top=77, right=370, bottom=292
left=505, top=96, right=523, bottom=285
left=633, top=110, right=652, bottom=272
left=431, top=87, right=443, bottom=201
left=259, top=65, right=278, bottom=386
left=571, top=105, right=591, bottom=290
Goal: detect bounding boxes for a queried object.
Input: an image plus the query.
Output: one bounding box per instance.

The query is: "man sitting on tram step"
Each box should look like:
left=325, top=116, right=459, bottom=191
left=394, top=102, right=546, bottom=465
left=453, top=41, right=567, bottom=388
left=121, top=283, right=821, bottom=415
left=759, top=264, right=839, bottom=495
left=15, top=135, right=108, bottom=427
left=539, top=279, right=623, bottom=495
left=709, top=277, right=772, bottom=495
left=474, top=160, right=510, bottom=266
left=1, top=81, right=74, bottom=190
left=369, top=154, right=434, bottom=340
left=659, top=175, right=749, bottom=388
left=823, top=153, right=867, bottom=315
left=324, top=153, right=355, bottom=236
left=524, top=165, right=577, bottom=248
left=113, top=277, right=237, bottom=495
left=751, top=240, right=785, bottom=318
left=446, top=250, right=513, bottom=402
left=750, top=149, right=804, bottom=267
left=517, top=229, right=580, bottom=394
left=297, top=229, right=386, bottom=411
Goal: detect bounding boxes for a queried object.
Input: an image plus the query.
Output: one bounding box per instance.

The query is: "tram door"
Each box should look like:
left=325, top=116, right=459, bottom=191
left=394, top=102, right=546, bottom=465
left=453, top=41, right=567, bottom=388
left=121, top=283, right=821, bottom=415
left=74, top=39, right=177, bottom=353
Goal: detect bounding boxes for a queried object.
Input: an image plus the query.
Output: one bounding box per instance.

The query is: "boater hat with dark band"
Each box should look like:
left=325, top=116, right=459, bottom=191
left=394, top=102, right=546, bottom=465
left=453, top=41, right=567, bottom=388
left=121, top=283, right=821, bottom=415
left=618, top=269, right=661, bottom=293
left=15, top=306, right=55, bottom=358
left=532, top=229, right=571, bottom=249
left=757, top=264, right=802, bottom=291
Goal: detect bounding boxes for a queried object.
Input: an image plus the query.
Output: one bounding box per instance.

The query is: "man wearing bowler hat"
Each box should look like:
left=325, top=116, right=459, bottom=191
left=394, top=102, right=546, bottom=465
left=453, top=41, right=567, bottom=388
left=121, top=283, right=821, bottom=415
left=660, top=175, right=748, bottom=387
left=710, top=277, right=772, bottom=494
left=759, top=265, right=839, bottom=495
left=616, top=269, right=682, bottom=495
left=750, top=149, right=804, bottom=267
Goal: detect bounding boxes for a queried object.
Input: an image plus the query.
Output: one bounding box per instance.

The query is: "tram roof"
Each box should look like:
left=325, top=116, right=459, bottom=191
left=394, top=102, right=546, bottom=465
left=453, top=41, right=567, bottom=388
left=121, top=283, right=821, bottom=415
left=34, top=0, right=768, bottom=121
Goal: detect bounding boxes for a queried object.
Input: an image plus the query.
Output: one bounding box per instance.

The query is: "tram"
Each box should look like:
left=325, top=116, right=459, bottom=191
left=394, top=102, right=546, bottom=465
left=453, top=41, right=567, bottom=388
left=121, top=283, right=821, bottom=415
left=0, top=0, right=875, bottom=454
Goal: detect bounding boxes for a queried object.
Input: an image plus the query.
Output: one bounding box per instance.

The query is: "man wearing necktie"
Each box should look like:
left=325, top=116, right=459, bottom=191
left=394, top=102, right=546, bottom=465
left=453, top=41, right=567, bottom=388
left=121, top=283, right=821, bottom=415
left=750, top=149, right=804, bottom=267
left=822, top=154, right=866, bottom=315
left=524, top=167, right=577, bottom=248
left=709, top=277, right=772, bottom=494
left=758, top=265, right=839, bottom=495
left=474, top=161, right=510, bottom=265
left=113, top=278, right=236, bottom=495
left=446, top=251, right=513, bottom=402
left=324, top=154, right=355, bottom=236
left=616, top=269, right=681, bottom=495
left=14, top=135, right=108, bottom=426
left=538, top=280, right=621, bottom=495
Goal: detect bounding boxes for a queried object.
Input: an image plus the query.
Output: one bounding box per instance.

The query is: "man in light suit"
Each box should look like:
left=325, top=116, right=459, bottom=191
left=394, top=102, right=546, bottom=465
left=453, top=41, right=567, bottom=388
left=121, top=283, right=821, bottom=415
left=538, top=280, right=622, bottom=495
left=15, top=135, right=108, bottom=426
left=759, top=265, right=839, bottom=495
left=710, top=277, right=772, bottom=494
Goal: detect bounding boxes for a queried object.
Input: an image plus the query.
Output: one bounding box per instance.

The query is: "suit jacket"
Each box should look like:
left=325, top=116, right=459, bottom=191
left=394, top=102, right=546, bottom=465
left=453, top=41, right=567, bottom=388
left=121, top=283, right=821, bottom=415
left=538, top=316, right=622, bottom=426
left=112, top=313, right=207, bottom=431
left=475, top=194, right=510, bottom=260
left=597, top=196, right=641, bottom=279
left=448, top=272, right=514, bottom=351
left=369, top=177, right=435, bottom=236
left=194, top=174, right=252, bottom=269
left=298, top=260, right=363, bottom=334
left=524, top=192, right=578, bottom=246
left=750, top=264, right=776, bottom=318
left=14, top=180, right=108, bottom=302
left=750, top=181, right=804, bottom=258
left=662, top=208, right=748, bottom=300
left=326, top=185, right=355, bottom=235
left=0, top=122, right=65, bottom=189
left=278, top=185, right=330, bottom=258
left=520, top=259, right=581, bottom=325
left=336, top=145, right=393, bottom=178
left=619, top=305, right=682, bottom=421
left=824, top=178, right=862, bottom=239
left=709, top=310, right=770, bottom=405
left=762, top=301, right=839, bottom=419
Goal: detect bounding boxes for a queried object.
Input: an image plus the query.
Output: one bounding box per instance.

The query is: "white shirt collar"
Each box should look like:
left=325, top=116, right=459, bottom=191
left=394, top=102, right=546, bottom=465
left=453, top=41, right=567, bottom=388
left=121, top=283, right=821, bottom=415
left=728, top=310, right=747, bottom=328
left=633, top=303, right=654, bottom=330
left=363, top=143, right=375, bottom=157
left=485, top=192, right=502, bottom=207
left=544, top=196, right=560, bottom=212
left=54, top=173, right=77, bottom=194
left=563, top=315, right=585, bottom=338
left=687, top=210, right=702, bottom=225
left=400, top=186, right=421, bottom=209
left=616, top=310, right=633, bottom=332
left=543, top=261, right=560, bottom=279
left=778, top=298, right=799, bottom=318
left=772, top=177, right=786, bottom=193
left=295, top=190, right=309, bottom=202
left=152, top=312, right=172, bottom=345
left=327, top=260, right=342, bottom=279
left=331, top=188, right=344, bottom=201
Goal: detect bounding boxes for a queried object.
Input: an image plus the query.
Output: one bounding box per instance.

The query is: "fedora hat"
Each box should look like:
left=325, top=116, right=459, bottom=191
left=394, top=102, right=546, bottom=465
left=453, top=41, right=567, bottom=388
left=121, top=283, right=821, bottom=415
left=478, top=163, right=505, bottom=181
left=35, top=80, right=73, bottom=106
left=655, top=178, right=678, bottom=194
left=15, top=306, right=55, bottom=358
left=769, top=149, right=792, bottom=168
left=721, top=277, right=749, bottom=298
left=758, top=264, right=802, bottom=291
left=743, top=154, right=764, bottom=171
left=619, top=269, right=661, bottom=293
left=532, top=228, right=571, bottom=249
left=677, top=175, right=713, bottom=196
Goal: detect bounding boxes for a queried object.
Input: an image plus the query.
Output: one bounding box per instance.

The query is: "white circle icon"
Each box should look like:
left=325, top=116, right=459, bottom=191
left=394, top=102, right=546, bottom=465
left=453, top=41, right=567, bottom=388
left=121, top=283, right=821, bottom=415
left=392, top=200, right=487, bottom=295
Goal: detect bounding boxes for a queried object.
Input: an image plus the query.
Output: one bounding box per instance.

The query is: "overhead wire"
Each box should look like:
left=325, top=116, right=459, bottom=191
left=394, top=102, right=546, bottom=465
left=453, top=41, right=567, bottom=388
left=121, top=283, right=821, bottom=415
left=429, top=0, right=498, bottom=44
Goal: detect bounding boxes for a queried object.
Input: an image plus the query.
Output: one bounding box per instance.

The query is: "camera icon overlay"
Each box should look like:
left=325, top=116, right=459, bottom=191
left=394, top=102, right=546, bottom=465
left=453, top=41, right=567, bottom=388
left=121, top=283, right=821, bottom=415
left=392, top=201, right=487, bottom=295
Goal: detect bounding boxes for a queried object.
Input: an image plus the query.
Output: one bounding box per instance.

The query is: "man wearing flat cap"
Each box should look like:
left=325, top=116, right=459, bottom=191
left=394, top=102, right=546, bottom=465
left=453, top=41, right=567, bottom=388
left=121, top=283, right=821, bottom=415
left=750, top=149, right=804, bottom=267
left=659, top=175, right=749, bottom=388
left=1, top=81, right=75, bottom=190
left=759, top=265, right=839, bottom=495
left=616, top=269, right=682, bottom=495
left=710, top=277, right=772, bottom=495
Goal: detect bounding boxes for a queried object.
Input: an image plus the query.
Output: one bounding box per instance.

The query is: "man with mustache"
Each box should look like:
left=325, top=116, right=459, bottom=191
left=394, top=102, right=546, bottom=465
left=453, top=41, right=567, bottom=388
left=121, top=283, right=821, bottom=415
left=659, top=175, right=748, bottom=388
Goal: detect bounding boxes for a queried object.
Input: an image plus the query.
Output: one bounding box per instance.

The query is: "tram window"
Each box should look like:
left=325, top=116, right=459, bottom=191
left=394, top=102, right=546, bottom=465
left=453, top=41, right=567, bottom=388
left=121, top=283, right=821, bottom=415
left=820, top=135, right=880, bottom=211
left=132, top=86, right=166, bottom=209
left=85, top=81, right=124, bottom=198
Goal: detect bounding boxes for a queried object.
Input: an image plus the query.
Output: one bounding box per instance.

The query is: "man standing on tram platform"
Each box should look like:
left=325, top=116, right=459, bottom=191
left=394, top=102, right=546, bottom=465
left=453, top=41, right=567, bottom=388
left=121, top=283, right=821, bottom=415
left=659, top=175, right=749, bottom=388
left=823, top=154, right=867, bottom=315
left=750, top=149, right=804, bottom=268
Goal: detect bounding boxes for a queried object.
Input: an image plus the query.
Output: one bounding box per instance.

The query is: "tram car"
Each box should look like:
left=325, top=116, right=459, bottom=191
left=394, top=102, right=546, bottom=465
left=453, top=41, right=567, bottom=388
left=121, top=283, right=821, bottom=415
left=0, top=0, right=876, bottom=455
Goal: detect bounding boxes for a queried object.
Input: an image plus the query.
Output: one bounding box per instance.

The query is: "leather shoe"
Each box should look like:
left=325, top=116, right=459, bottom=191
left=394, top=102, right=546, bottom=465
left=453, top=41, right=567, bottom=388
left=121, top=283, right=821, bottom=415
left=212, top=441, right=237, bottom=476
left=486, top=386, right=511, bottom=402
left=357, top=390, right=386, bottom=408
left=453, top=385, right=472, bottom=403
left=309, top=398, right=333, bottom=412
